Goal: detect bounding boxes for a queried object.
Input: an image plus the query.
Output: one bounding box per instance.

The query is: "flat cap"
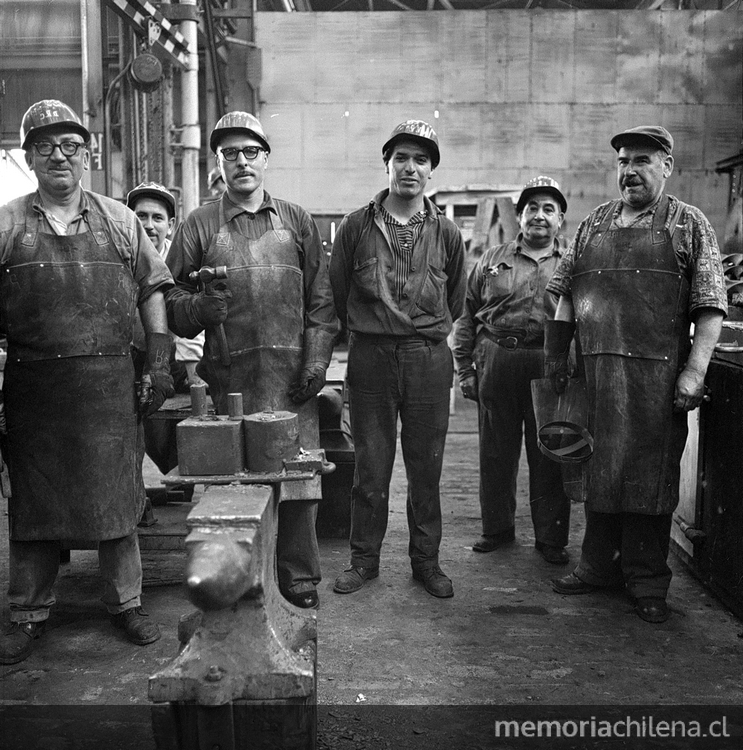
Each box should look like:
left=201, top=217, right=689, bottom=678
left=610, top=125, right=674, bottom=154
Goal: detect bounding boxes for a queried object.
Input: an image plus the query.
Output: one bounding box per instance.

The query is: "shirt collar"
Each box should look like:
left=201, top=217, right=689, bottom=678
left=515, top=232, right=563, bottom=256
left=220, top=190, right=278, bottom=222
left=371, top=189, right=441, bottom=220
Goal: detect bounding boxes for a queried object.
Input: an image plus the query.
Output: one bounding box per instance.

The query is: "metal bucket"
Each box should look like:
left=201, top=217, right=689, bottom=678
left=531, top=378, right=593, bottom=464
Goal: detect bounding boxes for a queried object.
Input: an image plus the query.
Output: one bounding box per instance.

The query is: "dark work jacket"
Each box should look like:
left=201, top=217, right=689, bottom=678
left=330, top=191, right=466, bottom=342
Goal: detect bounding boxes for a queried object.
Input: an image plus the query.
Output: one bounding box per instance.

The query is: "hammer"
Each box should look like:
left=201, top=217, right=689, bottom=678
left=188, top=265, right=231, bottom=366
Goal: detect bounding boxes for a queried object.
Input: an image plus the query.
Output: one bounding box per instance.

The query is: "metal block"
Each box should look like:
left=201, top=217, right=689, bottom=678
left=176, top=416, right=244, bottom=476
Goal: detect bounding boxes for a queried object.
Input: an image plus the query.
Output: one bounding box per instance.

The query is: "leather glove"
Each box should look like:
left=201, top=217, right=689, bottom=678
left=544, top=319, right=576, bottom=395
left=191, top=285, right=232, bottom=328
left=289, top=363, right=327, bottom=404
left=460, top=373, right=478, bottom=402
left=138, top=332, right=175, bottom=418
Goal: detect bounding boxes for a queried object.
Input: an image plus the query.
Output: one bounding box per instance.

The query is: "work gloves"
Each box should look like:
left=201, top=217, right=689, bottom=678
left=289, top=363, right=327, bottom=404
left=191, top=285, right=232, bottom=328
left=138, top=332, right=175, bottom=418
left=459, top=373, right=478, bottom=402
left=289, top=328, right=336, bottom=404
left=544, top=320, right=576, bottom=395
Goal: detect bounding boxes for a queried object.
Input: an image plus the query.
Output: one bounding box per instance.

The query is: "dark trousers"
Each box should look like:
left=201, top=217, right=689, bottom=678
left=476, top=339, right=570, bottom=547
left=347, top=334, right=453, bottom=570
left=575, top=509, right=674, bottom=598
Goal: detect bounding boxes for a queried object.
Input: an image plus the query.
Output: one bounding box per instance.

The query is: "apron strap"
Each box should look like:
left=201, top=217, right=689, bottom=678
left=21, top=195, right=39, bottom=247
left=651, top=194, right=671, bottom=246
left=84, top=203, right=110, bottom=247
left=586, top=201, right=618, bottom=250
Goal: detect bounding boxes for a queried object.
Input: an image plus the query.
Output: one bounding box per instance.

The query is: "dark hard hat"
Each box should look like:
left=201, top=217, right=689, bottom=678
left=610, top=125, right=674, bottom=155
left=20, top=99, right=90, bottom=150
left=517, top=175, right=567, bottom=214
left=382, top=120, right=440, bottom=169
left=126, top=182, right=176, bottom=219
left=209, top=111, right=270, bottom=154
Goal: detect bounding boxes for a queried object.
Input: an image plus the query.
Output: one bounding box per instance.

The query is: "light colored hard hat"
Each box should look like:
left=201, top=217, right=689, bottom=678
left=126, top=182, right=177, bottom=219
left=517, top=175, right=568, bottom=214
left=382, top=120, right=440, bottom=169
left=209, top=111, right=270, bottom=154
left=20, top=99, right=90, bottom=150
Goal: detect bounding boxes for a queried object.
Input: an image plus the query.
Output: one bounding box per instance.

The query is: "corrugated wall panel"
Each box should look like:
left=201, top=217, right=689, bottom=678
left=255, top=10, right=741, bottom=237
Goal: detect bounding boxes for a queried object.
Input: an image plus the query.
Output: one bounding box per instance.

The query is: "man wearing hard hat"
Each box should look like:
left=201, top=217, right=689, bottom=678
left=329, top=120, right=466, bottom=599
left=453, top=176, right=572, bottom=566
left=165, top=112, right=338, bottom=610
left=545, top=126, right=727, bottom=623
left=0, top=100, right=173, bottom=664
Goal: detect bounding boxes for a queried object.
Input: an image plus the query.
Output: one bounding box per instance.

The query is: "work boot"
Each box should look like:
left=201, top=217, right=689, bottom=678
left=333, top=566, right=379, bottom=594
left=472, top=528, right=515, bottom=553
left=0, top=621, right=46, bottom=665
left=635, top=597, right=670, bottom=624
left=111, top=606, right=161, bottom=645
left=412, top=566, right=454, bottom=598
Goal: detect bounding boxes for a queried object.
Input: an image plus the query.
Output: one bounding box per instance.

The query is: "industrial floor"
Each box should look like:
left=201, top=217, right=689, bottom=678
left=1, top=393, right=742, bottom=749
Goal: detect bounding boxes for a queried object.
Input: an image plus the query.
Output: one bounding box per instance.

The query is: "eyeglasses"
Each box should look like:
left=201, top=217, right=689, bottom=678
left=219, top=146, right=264, bottom=162
left=33, top=141, right=86, bottom=157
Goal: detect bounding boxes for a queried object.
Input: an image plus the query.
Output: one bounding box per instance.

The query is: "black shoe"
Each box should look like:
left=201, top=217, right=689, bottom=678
left=535, top=542, right=570, bottom=565
left=111, top=606, right=161, bottom=645
left=412, top=566, right=454, bottom=598
left=472, top=528, right=515, bottom=553
left=285, top=590, right=319, bottom=609
left=551, top=572, right=599, bottom=595
left=333, top=566, right=379, bottom=594
left=0, top=621, right=46, bottom=665
left=635, top=597, right=670, bottom=624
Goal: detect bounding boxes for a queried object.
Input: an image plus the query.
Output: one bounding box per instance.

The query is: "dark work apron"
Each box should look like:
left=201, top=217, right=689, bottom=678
left=197, top=204, right=319, bottom=448
left=571, top=196, right=690, bottom=514
left=1, top=199, right=143, bottom=541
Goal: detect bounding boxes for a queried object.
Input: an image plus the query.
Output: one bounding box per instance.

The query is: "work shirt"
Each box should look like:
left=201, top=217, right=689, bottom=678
left=0, top=190, right=172, bottom=306
left=453, top=235, right=563, bottom=379
left=547, top=195, right=728, bottom=317
left=379, top=205, right=427, bottom=303
left=330, top=190, right=466, bottom=342
left=165, top=191, right=337, bottom=340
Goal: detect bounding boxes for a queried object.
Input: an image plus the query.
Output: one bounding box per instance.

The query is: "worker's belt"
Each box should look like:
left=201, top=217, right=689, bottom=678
left=481, top=329, right=543, bottom=351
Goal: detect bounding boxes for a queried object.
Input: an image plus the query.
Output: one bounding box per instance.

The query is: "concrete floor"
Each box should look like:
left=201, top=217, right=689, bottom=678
left=1, top=393, right=742, bottom=749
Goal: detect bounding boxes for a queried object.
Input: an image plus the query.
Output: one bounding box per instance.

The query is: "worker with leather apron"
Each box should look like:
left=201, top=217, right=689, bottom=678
left=0, top=100, right=174, bottom=665
left=165, top=112, right=338, bottom=610
left=545, top=126, right=727, bottom=624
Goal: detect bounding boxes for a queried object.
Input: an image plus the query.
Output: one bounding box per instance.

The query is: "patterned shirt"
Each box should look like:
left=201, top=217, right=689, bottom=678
left=379, top=204, right=427, bottom=303
left=547, top=194, right=728, bottom=317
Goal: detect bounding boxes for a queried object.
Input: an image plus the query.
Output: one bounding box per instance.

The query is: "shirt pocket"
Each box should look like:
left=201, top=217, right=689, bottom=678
left=416, top=265, right=447, bottom=316
left=483, top=261, right=514, bottom=300
left=352, top=256, right=379, bottom=301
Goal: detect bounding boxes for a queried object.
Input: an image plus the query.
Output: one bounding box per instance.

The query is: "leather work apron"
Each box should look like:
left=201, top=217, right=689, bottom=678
left=197, top=205, right=319, bottom=448
left=1, top=200, right=143, bottom=541
left=571, top=196, right=690, bottom=515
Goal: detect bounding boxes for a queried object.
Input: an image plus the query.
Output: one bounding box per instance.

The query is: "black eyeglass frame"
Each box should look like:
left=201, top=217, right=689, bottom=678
left=32, top=141, right=87, bottom=157
left=218, top=146, right=265, bottom=162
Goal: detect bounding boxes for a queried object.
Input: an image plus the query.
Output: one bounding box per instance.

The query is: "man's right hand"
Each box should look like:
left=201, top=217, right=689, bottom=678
left=460, top=374, right=478, bottom=402
left=192, top=287, right=232, bottom=327
left=544, top=320, right=576, bottom=395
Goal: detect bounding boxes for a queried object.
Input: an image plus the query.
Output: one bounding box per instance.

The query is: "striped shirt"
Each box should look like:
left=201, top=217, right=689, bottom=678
left=380, top=204, right=427, bottom=303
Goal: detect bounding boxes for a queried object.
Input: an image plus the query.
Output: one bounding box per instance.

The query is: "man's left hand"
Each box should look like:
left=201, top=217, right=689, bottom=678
left=674, top=366, right=705, bottom=412
left=139, top=332, right=175, bottom=418
left=289, top=364, right=327, bottom=403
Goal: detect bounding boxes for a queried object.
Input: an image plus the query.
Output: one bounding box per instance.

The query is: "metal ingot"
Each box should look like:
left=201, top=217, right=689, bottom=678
left=176, top=390, right=245, bottom=476
left=531, top=378, right=594, bottom=464
left=244, top=410, right=300, bottom=473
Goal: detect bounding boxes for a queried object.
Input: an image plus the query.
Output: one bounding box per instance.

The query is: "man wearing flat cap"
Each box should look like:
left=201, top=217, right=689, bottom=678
left=329, top=120, right=466, bottom=599
left=545, top=125, right=727, bottom=623
left=453, top=176, right=572, bottom=566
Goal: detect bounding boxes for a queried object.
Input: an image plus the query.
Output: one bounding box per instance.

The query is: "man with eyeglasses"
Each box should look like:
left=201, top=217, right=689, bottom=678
left=165, top=111, right=338, bottom=610
left=0, top=100, right=174, bottom=664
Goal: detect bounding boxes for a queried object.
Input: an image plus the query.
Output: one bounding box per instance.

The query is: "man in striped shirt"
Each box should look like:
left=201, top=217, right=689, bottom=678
left=329, top=120, right=466, bottom=599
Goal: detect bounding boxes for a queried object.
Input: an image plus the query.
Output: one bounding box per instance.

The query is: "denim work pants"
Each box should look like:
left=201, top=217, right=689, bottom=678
left=8, top=532, right=144, bottom=622
left=347, top=334, right=453, bottom=570
left=575, top=509, right=674, bottom=598
left=476, top=338, right=570, bottom=547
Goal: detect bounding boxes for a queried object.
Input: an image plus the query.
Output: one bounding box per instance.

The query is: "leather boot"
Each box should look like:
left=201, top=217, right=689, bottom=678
left=0, top=621, right=46, bottom=665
